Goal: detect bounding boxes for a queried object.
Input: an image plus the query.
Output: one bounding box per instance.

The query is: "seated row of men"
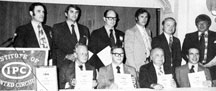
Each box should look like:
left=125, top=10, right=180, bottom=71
left=59, top=43, right=212, bottom=89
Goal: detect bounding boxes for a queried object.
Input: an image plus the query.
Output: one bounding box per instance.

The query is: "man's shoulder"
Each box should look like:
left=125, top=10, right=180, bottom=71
left=176, top=64, right=188, bottom=70
left=53, top=21, right=66, bottom=27
left=115, top=29, right=124, bottom=35
left=91, top=27, right=105, bottom=35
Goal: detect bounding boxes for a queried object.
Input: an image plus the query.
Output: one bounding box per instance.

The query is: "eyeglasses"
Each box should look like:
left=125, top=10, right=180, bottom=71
left=106, top=17, right=117, bottom=21
left=112, top=53, right=124, bottom=57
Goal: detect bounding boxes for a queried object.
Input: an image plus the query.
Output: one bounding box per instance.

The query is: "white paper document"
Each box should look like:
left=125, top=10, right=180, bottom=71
left=36, top=66, right=58, bottom=91
left=75, top=71, right=93, bottom=89
left=114, top=74, right=134, bottom=89
left=88, top=50, right=93, bottom=60
left=157, top=74, right=176, bottom=88
left=188, top=71, right=207, bottom=88
left=97, top=46, right=112, bottom=66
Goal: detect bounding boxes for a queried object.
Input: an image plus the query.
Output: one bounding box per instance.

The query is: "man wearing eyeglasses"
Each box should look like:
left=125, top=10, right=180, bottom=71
left=88, top=9, right=124, bottom=70
left=97, top=46, right=137, bottom=89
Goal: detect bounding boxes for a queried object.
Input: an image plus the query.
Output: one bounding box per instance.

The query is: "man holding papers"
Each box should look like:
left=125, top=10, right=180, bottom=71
left=97, top=46, right=137, bottom=89
left=59, top=43, right=97, bottom=89
left=88, top=9, right=124, bottom=69
left=175, top=47, right=212, bottom=87
left=139, top=47, right=176, bottom=89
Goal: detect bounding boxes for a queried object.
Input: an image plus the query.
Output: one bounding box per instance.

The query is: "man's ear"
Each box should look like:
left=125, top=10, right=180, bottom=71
left=103, top=17, right=106, bottom=21
left=29, top=11, right=33, bottom=16
left=65, top=12, right=68, bottom=18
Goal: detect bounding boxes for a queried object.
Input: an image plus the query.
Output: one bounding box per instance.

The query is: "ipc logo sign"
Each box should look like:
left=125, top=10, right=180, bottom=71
left=1, top=62, right=32, bottom=79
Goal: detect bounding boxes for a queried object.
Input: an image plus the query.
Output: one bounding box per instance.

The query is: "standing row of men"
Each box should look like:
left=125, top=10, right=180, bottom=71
left=12, top=2, right=216, bottom=89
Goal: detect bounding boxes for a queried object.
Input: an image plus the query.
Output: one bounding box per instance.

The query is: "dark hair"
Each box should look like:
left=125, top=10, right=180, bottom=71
left=186, top=46, right=200, bottom=55
left=29, top=3, right=47, bottom=15
left=135, top=8, right=150, bottom=20
left=103, top=9, right=118, bottom=18
left=65, top=5, right=81, bottom=14
left=195, top=14, right=211, bottom=27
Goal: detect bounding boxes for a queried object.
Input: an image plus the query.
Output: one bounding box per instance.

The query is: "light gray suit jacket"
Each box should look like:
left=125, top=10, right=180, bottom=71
left=97, top=64, right=138, bottom=89
left=175, top=64, right=212, bottom=87
left=124, top=25, right=151, bottom=71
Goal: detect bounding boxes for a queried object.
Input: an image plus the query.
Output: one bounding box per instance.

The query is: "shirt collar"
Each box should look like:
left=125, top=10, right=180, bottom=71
left=198, top=31, right=208, bottom=36
left=104, top=25, right=115, bottom=35
left=188, top=63, right=198, bottom=71
left=31, top=20, right=41, bottom=28
left=66, top=20, right=77, bottom=27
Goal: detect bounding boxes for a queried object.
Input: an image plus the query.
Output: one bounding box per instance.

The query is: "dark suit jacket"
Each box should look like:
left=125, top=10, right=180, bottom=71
left=182, top=30, right=216, bottom=80
left=152, top=33, right=182, bottom=73
left=175, top=64, right=212, bottom=87
left=13, top=23, right=53, bottom=60
left=14, top=23, right=52, bottom=48
left=88, top=26, right=124, bottom=69
left=97, top=64, right=137, bottom=89
left=59, top=61, right=97, bottom=89
left=139, top=62, right=172, bottom=88
left=52, top=22, right=90, bottom=68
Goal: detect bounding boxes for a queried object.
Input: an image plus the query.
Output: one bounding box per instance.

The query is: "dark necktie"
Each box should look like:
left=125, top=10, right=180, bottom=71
left=79, top=65, right=83, bottom=71
left=199, top=33, right=205, bottom=63
left=169, top=36, right=173, bottom=66
left=71, top=24, right=77, bottom=42
left=110, top=29, right=115, bottom=47
left=116, top=66, right=120, bottom=73
left=189, top=65, right=195, bottom=73
left=169, top=36, right=173, bottom=51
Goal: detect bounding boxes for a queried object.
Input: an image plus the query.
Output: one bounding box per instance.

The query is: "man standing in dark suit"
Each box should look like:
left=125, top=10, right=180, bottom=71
left=139, top=47, right=176, bottom=89
left=182, top=14, right=216, bottom=80
left=88, top=9, right=124, bottom=69
left=14, top=3, right=52, bottom=49
left=152, top=17, right=182, bottom=74
left=13, top=3, right=52, bottom=63
left=52, top=5, right=90, bottom=68
left=59, top=43, right=97, bottom=89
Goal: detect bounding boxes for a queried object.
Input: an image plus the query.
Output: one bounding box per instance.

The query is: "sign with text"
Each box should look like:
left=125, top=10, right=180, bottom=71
left=0, top=48, right=48, bottom=90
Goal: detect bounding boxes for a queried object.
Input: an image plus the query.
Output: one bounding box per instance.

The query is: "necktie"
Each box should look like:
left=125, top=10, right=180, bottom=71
left=199, top=33, right=205, bottom=63
left=38, top=24, right=48, bottom=48
left=158, top=67, right=164, bottom=75
left=169, top=36, right=173, bottom=51
left=169, top=36, right=173, bottom=66
left=110, top=29, right=115, bottom=47
left=189, top=65, right=195, bottom=73
left=116, top=66, right=120, bottom=73
left=71, top=24, right=77, bottom=42
left=79, top=65, right=83, bottom=71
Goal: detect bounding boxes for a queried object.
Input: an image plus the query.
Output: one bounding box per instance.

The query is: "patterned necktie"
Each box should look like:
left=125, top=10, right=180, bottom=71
left=38, top=24, right=48, bottom=48
left=79, top=65, right=83, bottom=71
left=199, top=33, right=205, bottom=63
left=158, top=67, right=164, bottom=75
left=169, top=36, right=173, bottom=51
left=189, top=65, right=195, bottom=73
left=71, top=24, right=77, bottom=42
left=110, top=29, right=115, bottom=47
left=116, top=66, right=120, bottom=73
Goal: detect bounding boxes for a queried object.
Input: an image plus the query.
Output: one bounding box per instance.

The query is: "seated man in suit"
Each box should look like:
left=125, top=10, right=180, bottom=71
left=139, top=47, right=176, bottom=89
left=175, top=47, right=212, bottom=87
left=58, top=43, right=97, bottom=89
left=97, top=46, right=137, bottom=89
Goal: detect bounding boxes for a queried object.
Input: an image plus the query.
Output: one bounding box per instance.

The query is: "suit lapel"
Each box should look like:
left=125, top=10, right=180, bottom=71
left=101, top=27, right=110, bottom=45
left=161, top=33, right=171, bottom=53
left=107, top=64, right=114, bottom=81
left=28, top=23, right=40, bottom=47
left=134, top=26, right=145, bottom=47
left=149, top=63, right=157, bottom=82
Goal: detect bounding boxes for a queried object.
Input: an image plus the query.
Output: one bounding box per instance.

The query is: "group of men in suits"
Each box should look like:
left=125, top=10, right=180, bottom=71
left=12, top=2, right=216, bottom=89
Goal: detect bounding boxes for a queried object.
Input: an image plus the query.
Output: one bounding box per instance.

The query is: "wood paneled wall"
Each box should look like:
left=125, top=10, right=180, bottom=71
left=0, top=1, right=159, bottom=47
